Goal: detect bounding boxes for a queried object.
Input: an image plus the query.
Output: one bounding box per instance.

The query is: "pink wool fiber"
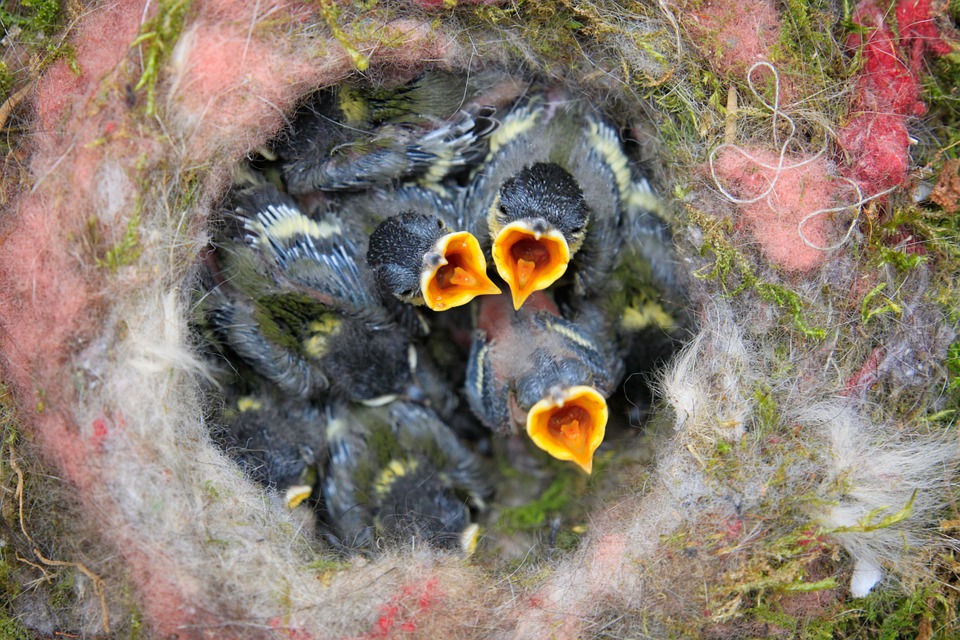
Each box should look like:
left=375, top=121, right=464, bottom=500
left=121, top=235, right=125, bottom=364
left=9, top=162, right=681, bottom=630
left=711, top=147, right=845, bottom=272
left=682, top=0, right=790, bottom=99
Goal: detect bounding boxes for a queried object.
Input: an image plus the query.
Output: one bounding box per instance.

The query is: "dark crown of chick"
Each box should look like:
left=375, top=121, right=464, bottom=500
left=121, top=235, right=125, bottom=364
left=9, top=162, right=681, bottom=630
left=496, top=162, right=590, bottom=242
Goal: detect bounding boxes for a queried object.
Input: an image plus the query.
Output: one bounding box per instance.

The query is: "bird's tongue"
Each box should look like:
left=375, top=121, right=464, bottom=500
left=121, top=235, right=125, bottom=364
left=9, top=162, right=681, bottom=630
left=516, top=258, right=536, bottom=288
left=449, top=266, right=480, bottom=287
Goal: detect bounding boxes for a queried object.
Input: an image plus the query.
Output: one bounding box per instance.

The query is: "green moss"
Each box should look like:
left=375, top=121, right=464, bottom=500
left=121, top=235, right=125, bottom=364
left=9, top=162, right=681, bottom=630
left=774, top=0, right=848, bottom=96
left=0, top=61, right=14, bottom=99
left=688, top=207, right=827, bottom=339
left=95, top=209, right=142, bottom=272
left=305, top=557, right=350, bottom=575
left=808, top=582, right=954, bottom=639
left=948, top=342, right=960, bottom=391
left=0, top=0, right=61, bottom=35
left=877, top=245, right=929, bottom=271
left=752, top=385, right=779, bottom=434
left=202, top=479, right=220, bottom=500
left=860, top=283, right=903, bottom=325
left=319, top=0, right=371, bottom=71
left=825, top=491, right=916, bottom=535
left=473, top=1, right=584, bottom=70
left=0, top=615, right=30, bottom=640
left=132, top=0, right=192, bottom=116
left=497, top=471, right=574, bottom=532
left=745, top=602, right=796, bottom=629
left=0, top=392, right=30, bottom=640
left=0, top=549, right=22, bottom=604
left=0, top=0, right=79, bottom=78
left=50, top=568, right=78, bottom=610
left=129, top=610, right=143, bottom=640
left=920, top=54, right=960, bottom=165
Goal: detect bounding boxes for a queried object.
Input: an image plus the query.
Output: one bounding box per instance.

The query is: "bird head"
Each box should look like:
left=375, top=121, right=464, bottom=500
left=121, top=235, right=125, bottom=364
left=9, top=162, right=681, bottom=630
left=369, top=212, right=501, bottom=312
left=491, top=163, right=589, bottom=309
left=373, top=458, right=478, bottom=553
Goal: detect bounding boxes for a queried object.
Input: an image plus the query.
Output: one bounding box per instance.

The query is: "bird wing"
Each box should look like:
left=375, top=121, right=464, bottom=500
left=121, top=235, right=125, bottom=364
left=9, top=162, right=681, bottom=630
left=196, top=281, right=332, bottom=399
left=236, top=186, right=384, bottom=318
left=465, top=329, right=513, bottom=434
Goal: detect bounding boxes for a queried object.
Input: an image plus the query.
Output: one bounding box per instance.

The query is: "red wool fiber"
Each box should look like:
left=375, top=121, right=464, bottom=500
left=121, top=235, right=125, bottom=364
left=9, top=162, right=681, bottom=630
left=838, top=0, right=952, bottom=195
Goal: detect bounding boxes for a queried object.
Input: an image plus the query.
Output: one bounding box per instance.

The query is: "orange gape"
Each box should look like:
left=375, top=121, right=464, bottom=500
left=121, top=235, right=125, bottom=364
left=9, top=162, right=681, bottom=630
left=422, top=232, right=501, bottom=311
left=526, top=386, right=608, bottom=474
left=492, top=223, right=570, bottom=310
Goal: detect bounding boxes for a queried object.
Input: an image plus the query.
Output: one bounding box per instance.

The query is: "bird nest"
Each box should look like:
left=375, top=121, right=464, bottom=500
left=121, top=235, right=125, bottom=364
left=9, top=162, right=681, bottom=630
left=1, top=0, right=959, bottom=638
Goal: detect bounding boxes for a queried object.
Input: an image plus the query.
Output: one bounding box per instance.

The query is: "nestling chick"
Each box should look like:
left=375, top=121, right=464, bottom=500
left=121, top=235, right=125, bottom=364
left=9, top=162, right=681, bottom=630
left=464, top=93, right=631, bottom=309
left=361, top=185, right=501, bottom=311
left=279, top=71, right=499, bottom=194
left=200, top=185, right=439, bottom=406
left=215, top=378, right=326, bottom=510
left=465, top=292, right=622, bottom=473
left=599, top=177, right=690, bottom=368
left=321, top=400, right=492, bottom=553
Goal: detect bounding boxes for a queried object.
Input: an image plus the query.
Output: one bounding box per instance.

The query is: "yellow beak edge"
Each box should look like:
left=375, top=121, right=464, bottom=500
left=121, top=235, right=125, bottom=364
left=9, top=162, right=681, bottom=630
left=525, top=386, right=608, bottom=474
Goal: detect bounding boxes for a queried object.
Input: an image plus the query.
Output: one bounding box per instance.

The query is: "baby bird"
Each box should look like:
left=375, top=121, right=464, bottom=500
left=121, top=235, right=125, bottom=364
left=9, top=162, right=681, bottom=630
left=362, top=186, right=501, bottom=312
left=199, top=185, right=442, bottom=407
left=214, top=376, right=326, bottom=510
left=601, top=177, right=690, bottom=364
left=464, top=93, right=633, bottom=309
left=321, top=400, right=492, bottom=554
left=465, top=292, right=622, bottom=473
left=279, top=71, right=499, bottom=195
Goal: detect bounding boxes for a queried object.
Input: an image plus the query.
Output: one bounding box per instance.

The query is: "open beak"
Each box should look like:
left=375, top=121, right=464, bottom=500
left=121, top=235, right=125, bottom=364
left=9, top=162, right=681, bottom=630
left=492, top=221, right=570, bottom=310
left=525, top=386, right=608, bottom=474
left=421, top=232, right=501, bottom=311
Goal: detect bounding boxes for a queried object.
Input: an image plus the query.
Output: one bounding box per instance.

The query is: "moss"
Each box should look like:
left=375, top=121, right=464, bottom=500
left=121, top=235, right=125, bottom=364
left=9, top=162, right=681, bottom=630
left=687, top=206, right=827, bottom=339
left=0, top=61, right=15, bottom=99
left=496, top=471, right=574, bottom=533
left=304, top=557, right=351, bottom=587
left=319, top=0, right=371, bottom=71
left=0, top=391, right=30, bottom=640
left=132, top=0, right=192, bottom=116
left=50, top=568, right=78, bottom=611
left=810, top=582, right=954, bottom=639
left=0, top=0, right=61, bottom=36
left=95, top=209, right=142, bottom=272
left=473, top=1, right=584, bottom=71
left=305, top=557, right=350, bottom=573
left=948, top=342, right=960, bottom=391
left=860, top=283, right=903, bottom=325
left=752, top=385, right=779, bottom=435
left=0, top=615, right=30, bottom=640
left=920, top=53, right=960, bottom=165
left=128, top=610, right=143, bottom=640
left=0, top=0, right=79, bottom=77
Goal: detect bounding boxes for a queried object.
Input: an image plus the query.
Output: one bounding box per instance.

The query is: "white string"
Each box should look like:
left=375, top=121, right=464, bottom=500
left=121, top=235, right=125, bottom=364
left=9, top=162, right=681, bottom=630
left=797, top=183, right=898, bottom=251
left=709, top=61, right=897, bottom=254
left=709, top=62, right=829, bottom=205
